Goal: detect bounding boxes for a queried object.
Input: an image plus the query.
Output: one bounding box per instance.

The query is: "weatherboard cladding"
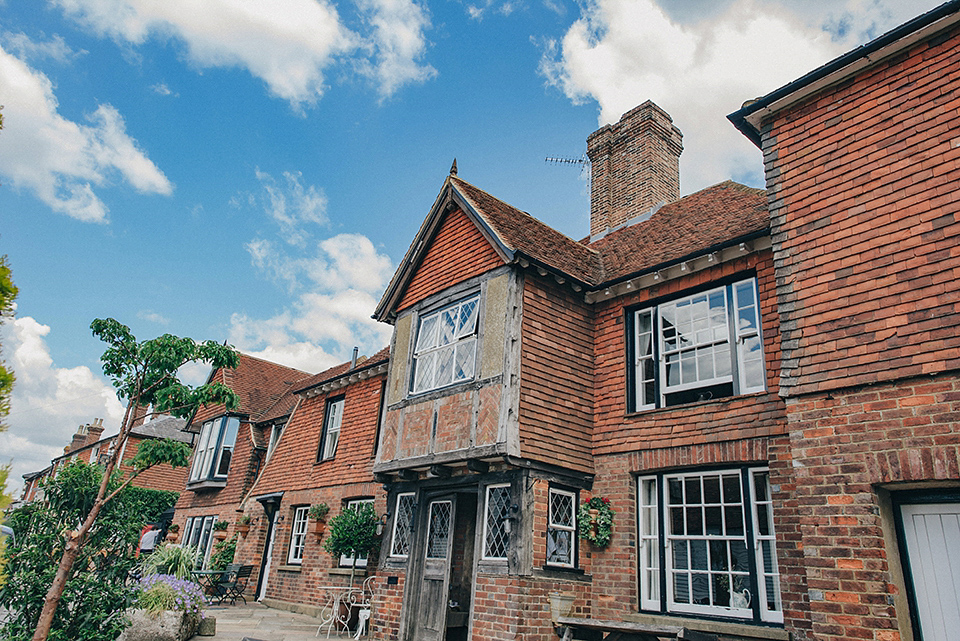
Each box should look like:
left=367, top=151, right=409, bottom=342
left=761, top=23, right=960, bottom=397
left=519, top=273, right=594, bottom=473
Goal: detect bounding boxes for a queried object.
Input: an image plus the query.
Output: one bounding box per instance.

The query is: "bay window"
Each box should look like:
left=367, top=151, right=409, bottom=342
left=630, top=277, right=764, bottom=411
left=189, top=416, right=240, bottom=482
left=411, top=295, right=480, bottom=394
left=637, top=468, right=781, bottom=623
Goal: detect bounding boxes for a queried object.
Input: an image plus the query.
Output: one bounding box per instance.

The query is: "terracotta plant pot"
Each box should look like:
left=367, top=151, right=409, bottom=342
left=166, top=532, right=179, bottom=543
left=237, top=524, right=250, bottom=536
left=313, top=521, right=326, bottom=539
left=213, top=530, right=227, bottom=541
left=588, top=509, right=599, bottom=538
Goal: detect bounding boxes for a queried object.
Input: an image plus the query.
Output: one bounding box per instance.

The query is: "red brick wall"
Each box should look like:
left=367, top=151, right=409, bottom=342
left=763, top=25, right=960, bottom=398
left=396, top=208, right=503, bottom=312
left=520, top=274, right=594, bottom=473
left=119, top=436, right=190, bottom=494
left=592, top=251, right=786, bottom=455
left=784, top=372, right=960, bottom=641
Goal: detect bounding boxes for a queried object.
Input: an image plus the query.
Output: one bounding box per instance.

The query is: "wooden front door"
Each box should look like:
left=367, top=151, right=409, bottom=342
left=413, top=497, right=456, bottom=641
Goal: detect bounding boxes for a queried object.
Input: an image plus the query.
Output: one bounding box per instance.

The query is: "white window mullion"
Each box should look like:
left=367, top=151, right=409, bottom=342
left=288, top=506, right=309, bottom=564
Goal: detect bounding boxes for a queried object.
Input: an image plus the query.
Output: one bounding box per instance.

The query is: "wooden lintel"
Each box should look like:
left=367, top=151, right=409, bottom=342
left=428, top=465, right=453, bottom=478
left=466, top=460, right=490, bottom=473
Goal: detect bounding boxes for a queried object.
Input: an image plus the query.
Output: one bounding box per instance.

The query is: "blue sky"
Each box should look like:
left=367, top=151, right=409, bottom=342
left=0, top=0, right=943, bottom=494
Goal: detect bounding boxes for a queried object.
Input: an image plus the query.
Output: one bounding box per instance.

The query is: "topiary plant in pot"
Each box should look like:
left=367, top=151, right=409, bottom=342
left=321, top=503, right=380, bottom=586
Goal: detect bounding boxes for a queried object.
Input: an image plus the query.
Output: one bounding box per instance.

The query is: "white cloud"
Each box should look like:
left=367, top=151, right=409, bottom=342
left=51, top=0, right=435, bottom=107
left=1, top=31, right=79, bottom=63
left=137, top=310, right=170, bottom=325
left=150, top=82, right=175, bottom=96
left=0, top=43, right=172, bottom=222
left=231, top=170, right=394, bottom=373
left=251, top=169, right=329, bottom=247
left=356, top=0, right=436, bottom=97
left=0, top=316, right=124, bottom=498
left=539, top=0, right=941, bottom=191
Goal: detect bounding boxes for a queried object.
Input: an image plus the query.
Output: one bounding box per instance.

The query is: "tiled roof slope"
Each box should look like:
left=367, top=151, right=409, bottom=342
left=190, top=353, right=310, bottom=429
left=590, top=181, right=768, bottom=282
left=292, top=346, right=390, bottom=395
left=130, top=415, right=190, bottom=443
left=451, top=177, right=602, bottom=284
left=454, top=177, right=767, bottom=287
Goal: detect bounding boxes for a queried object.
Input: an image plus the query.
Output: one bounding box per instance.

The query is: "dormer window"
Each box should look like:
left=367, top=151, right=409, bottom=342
left=629, top=277, right=765, bottom=411
left=189, top=416, right=240, bottom=482
left=411, top=294, right=480, bottom=394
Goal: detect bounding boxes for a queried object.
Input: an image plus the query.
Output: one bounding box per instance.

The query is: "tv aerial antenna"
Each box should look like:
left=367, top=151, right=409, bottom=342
left=545, top=153, right=590, bottom=178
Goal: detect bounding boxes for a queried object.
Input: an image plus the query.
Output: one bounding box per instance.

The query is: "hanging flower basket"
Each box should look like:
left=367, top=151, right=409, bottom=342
left=578, top=497, right=615, bottom=548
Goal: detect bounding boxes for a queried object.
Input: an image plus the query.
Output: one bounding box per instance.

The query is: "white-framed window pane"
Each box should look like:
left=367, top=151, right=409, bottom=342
left=638, top=476, right=660, bottom=610
left=390, top=493, right=416, bottom=558
left=412, top=295, right=480, bottom=394
left=266, top=423, right=284, bottom=461
left=288, top=506, right=309, bottom=564
left=197, top=516, right=215, bottom=569
left=547, top=488, right=576, bottom=567
left=750, top=470, right=782, bottom=622
left=320, top=398, right=344, bottom=460
left=659, top=287, right=731, bottom=393
left=426, top=500, right=453, bottom=560
left=341, top=499, right=374, bottom=567
left=483, top=484, right=510, bottom=560
left=190, top=423, right=212, bottom=481
left=214, top=417, right=240, bottom=478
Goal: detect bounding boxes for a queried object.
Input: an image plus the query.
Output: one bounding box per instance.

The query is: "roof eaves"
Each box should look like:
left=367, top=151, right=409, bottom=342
left=728, top=0, right=960, bottom=147
left=295, top=352, right=390, bottom=396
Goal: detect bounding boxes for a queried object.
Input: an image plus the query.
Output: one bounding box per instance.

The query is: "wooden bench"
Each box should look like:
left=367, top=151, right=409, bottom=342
left=556, top=617, right=720, bottom=641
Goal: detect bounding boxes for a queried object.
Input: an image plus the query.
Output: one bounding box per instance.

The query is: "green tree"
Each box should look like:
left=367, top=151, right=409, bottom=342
left=0, top=461, right=179, bottom=641
left=30, top=319, right=239, bottom=641
left=322, top=502, right=381, bottom=586
left=0, top=254, right=17, bottom=431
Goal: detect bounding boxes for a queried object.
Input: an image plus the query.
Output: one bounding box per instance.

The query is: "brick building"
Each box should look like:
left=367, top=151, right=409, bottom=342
left=363, top=4, right=960, bottom=640
left=729, top=3, right=960, bottom=641
left=171, top=353, right=310, bottom=567
left=232, top=348, right=389, bottom=607
left=19, top=415, right=193, bottom=504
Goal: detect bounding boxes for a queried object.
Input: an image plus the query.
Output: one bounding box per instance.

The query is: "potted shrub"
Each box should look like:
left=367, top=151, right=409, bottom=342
left=120, top=574, right=206, bottom=641
left=166, top=523, right=180, bottom=543
left=236, top=514, right=251, bottom=536
left=309, top=503, right=330, bottom=539
left=212, top=520, right=229, bottom=541
left=322, top=502, right=380, bottom=586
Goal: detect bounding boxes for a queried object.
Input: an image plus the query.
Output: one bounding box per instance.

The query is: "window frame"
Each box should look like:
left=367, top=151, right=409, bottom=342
left=287, top=506, right=310, bottom=565
left=637, top=467, right=782, bottom=624
left=546, top=487, right=578, bottom=569
left=482, top=483, right=511, bottom=561
left=189, top=415, right=241, bottom=482
left=317, top=397, right=345, bottom=462
left=389, top=492, right=416, bottom=558
left=339, top=498, right=375, bottom=567
left=410, top=294, right=481, bottom=395
left=266, top=422, right=284, bottom=462
left=183, top=515, right=216, bottom=569
left=628, top=276, right=765, bottom=412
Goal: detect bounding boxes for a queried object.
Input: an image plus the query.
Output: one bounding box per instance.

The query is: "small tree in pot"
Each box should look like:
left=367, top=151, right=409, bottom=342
left=321, top=503, right=380, bottom=586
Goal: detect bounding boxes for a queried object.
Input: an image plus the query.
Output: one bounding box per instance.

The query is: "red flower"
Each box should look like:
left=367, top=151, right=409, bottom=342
left=602, top=497, right=610, bottom=505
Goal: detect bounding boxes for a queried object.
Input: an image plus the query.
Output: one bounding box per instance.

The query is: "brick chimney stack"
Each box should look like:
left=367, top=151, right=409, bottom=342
left=587, top=100, right=683, bottom=239
left=67, top=424, right=89, bottom=453
left=87, top=417, right=105, bottom=443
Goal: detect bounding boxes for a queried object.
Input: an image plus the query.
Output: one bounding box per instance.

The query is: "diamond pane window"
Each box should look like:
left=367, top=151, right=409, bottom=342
left=426, top=501, right=452, bottom=559
left=483, top=484, right=511, bottom=560
left=412, top=295, right=480, bottom=394
left=390, top=493, right=416, bottom=557
left=547, top=488, right=576, bottom=567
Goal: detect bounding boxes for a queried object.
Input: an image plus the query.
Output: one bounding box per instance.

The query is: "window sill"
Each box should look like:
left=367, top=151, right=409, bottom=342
left=625, top=390, right=767, bottom=418
left=535, top=566, right=590, bottom=582
left=277, top=564, right=302, bottom=573
left=186, top=479, right=227, bottom=492
left=624, top=612, right=786, bottom=640
left=329, top=567, right=368, bottom=577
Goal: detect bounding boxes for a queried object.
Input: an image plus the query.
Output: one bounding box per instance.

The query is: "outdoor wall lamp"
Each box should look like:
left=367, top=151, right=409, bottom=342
left=503, top=503, right=520, bottom=534
left=377, top=512, right=391, bottom=536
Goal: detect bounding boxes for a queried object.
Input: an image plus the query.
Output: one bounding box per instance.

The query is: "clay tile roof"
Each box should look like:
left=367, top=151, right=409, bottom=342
left=291, top=346, right=390, bottom=394
left=451, top=177, right=602, bottom=284
left=589, top=181, right=768, bottom=283
left=190, top=353, right=311, bottom=430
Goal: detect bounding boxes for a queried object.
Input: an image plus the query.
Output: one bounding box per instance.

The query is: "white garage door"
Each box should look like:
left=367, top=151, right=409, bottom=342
left=900, top=503, right=960, bottom=641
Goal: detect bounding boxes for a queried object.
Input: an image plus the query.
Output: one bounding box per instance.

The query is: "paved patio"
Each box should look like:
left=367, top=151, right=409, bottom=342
left=202, top=602, right=361, bottom=641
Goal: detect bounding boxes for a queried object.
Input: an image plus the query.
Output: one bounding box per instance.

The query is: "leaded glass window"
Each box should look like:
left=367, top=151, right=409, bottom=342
left=390, top=493, right=416, bottom=557
left=547, top=488, right=576, bottom=567
left=412, top=295, right=480, bottom=394
left=483, top=484, right=510, bottom=560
